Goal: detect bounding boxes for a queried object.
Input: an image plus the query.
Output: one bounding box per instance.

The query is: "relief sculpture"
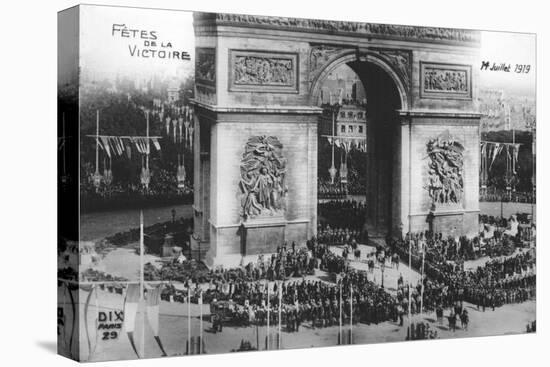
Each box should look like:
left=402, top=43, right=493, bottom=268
left=239, top=136, right=287, bottom=219
left=424, top=68, right=468, bottom=93
left=195, top=13, right=481, bottom=44
left=234, top=55, right=294, bottom=86
left=309, top=45, right=345, bottom=78
left=195, top=48, right=216, bottom=85
left=379, top=50, right=411, bottom=90
left=426, top=138, right=464, bottom=205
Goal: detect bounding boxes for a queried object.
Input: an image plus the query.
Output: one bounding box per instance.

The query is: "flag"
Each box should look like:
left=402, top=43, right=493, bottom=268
left=82, top=285, right=97, bottom=359
left=124, top=283, right=140, bottom=358
left=146, top=285, right=167, bottom=356
left=117, top=138, right=125, bottom=156
left=514, top=143, right=520, bottom=170
left=100, top=137, right=111, bottom=158
left=165, top=117, right=171, bottom=135
left=152, top=138, right=161, bottom=151
left=490, top=143, right=502, bottom=169
left=145, top=286, right=161, bottom=337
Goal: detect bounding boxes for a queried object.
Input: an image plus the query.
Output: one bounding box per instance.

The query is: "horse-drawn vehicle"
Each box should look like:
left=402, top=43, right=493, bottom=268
left=209, top=300, right=252, bottom=328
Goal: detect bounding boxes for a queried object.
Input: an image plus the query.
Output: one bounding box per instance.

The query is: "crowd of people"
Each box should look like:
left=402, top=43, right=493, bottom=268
left=317, top=175, right=368, bottom=198
left=396, top=216, right=532, bottom=265
left=390, top=231, right=536, bottom=315
left=406, top=322, right=438, bottom=340
left=479, top=189, right=535, bottom=203
left=479, top=213, right=535, bottom=244
left=80, top=166, right=193, bottom=212
left=147, top=244, right=317, bottom=283
left=202, top=275, right=397, bottom=330
left=318, top=200, right=367, bottom=232
left=156, top=237, right=399, bottom=331
left=318, top=180, right=348, bottom=199
left=316, top=225, right=367, bottom=250
left=76, top=198, right=536, bottom=340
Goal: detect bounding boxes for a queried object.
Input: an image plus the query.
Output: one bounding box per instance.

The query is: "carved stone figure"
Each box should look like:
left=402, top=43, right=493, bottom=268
left=239, top=136, right=287, bottom=219
left=195, top=48, right=216, bottom=84
left=309, top=45, right=345, bottom=77
left=424, top=68, right=468, bottom=93
left=379, top=50, right=411, bottom=89
left=425, top=138, right=464, bottom=205
left=195, top=85, right=216, bottom=105
left=194, top=13, right=480, bottom=44
left=234, top=56, right=294, bottom=86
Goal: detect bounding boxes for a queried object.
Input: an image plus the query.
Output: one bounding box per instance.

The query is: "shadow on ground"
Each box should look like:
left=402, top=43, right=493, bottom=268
left=36, top=340, right=57, bottom=354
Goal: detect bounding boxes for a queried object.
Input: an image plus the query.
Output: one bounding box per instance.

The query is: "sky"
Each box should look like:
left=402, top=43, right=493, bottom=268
left=79, top=5, right=195, bottom=82
left=478, top=30, right=536, bottom=97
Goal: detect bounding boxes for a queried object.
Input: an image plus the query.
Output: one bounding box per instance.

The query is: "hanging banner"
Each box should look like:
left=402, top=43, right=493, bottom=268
left=165, top=117, right=171, bottom=135
left=123, top=284, right=140, bottom=333
left=145, top=285, right=162, bottom=337
left=178, top=117, right=183, bottom=143
left=514, top=143, right=520, bottom=170
left=151, top=138, right=161, bottom=151
left=145, top=285, right=168, bottom=356
left=490, top=143, right=502, bottom=169
left=100, top=137, right=112, bottom=158
left=325, top=136, right=367, bottom=153
left=123, top=283, right=140, bottom=358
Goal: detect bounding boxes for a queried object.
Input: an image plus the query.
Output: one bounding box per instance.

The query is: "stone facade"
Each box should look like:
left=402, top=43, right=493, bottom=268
left=192, top=12, right=481, bottom=265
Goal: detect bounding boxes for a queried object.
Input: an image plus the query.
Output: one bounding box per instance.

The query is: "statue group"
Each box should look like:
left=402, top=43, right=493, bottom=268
left=426, top=138, right=464, bottom=205
left=234, top=56, right=294, bottom=86
left=424, top=69, right=467, bottom=92
left=239, top=136, right=288, bottom=219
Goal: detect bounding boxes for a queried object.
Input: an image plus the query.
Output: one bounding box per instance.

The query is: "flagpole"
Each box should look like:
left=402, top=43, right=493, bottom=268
left=62, top=112, right=66, bottom=176
left=408, top=238, right=412, bottom=334
left=139, top=211, right=145, bottom=358
left=95, top=110, right=99, bottom=175
left=339, top=282, right=342, bottom=344
left=278, top=282, right=282, bottom=350
left=512, top=127, right=516, bottom=195
left=199, top=292, right=203, bottom=354
left=187, top=284, right=191, bottom=355
left=349, top=285, right=353, bottom=344
left=331, top=107, right=335, bottom=184
left=146, top=110, right=150, bottom=170
left=420, top=248, right=425, bottom=320
left=266, top=281, right=270, bottom=350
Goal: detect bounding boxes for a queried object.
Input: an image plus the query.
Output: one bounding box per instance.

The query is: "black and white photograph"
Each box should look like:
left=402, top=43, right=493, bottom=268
left=3, top=0, right=547, bottom=366
left=54, top=3, right=540, bottom=362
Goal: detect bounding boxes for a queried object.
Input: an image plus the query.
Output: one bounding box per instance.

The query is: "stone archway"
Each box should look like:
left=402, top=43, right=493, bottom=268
left=191, top=12, right=482, bottom=266
left=309, top=49, right=410, bottom=111
left=311, top=50, right=408, bottom=237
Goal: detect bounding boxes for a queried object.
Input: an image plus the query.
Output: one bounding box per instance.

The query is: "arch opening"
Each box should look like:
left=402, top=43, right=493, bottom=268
left=316, top=57, right=404, bottom=238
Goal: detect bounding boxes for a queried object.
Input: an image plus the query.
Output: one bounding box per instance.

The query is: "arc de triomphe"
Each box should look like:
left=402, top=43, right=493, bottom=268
left=190, top=12, right=481, bottom=266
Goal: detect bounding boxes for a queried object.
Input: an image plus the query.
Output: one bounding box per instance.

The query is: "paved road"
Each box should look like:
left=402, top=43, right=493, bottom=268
left=80, top=204, right=192, bottom=241
left=62, top=286, right=534, bottom=362
left=80, top=201, right=536, bottom=243
left=479, top=201, right=536, bottom=221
